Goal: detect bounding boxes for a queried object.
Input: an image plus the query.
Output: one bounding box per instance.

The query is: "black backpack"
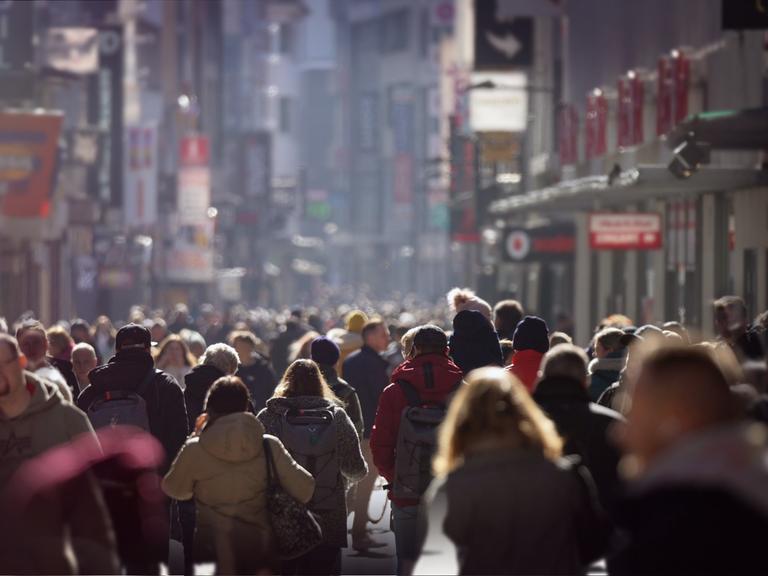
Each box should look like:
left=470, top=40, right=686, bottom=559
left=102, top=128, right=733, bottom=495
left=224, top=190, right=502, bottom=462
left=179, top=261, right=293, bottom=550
left=86, top=369, right=157, bottom=432
left=280, top=407, right=340, bottom=511
left=392, top=372, right=462, bottom=500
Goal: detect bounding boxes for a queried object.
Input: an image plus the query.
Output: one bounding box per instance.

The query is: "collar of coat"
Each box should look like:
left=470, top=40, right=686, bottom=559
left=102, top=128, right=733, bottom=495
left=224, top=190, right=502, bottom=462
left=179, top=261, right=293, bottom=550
left=533, top=376, right=590, bottom=403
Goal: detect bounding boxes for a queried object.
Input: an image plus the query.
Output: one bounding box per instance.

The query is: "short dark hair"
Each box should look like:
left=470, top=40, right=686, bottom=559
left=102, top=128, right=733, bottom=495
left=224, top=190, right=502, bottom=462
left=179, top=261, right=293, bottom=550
left=204, top=376, right=251, bottom=416
left=493, top=300, right=524, bottom=335
left=362, top=319, right=386, bottom=341
left=413, top=325, right=448, bottom=355
left=714, top=296, right=747, bottom=318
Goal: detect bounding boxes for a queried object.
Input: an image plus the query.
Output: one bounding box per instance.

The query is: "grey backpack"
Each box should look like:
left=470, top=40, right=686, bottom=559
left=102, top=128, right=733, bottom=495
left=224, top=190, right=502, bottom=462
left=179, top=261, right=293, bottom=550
left=392, top=376, right=462, bottom=500
left=86, top=369, right=157, bottom=432
left=280, top=407, right=340, bottom=511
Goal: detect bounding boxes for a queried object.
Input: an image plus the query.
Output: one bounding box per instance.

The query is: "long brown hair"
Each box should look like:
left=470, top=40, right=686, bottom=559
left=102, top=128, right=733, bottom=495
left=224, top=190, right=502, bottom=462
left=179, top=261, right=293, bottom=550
left=154, top=334, right=196, bottom=368
left=433, top=367, right=563, bottom=477
left=272, top=359, right=339, bottom=402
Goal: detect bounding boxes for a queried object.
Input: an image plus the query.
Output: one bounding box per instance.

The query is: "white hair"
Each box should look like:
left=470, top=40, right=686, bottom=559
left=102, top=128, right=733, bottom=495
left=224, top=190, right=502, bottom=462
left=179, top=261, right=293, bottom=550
left=540, top=344, right=589, bottom=385
left=72, top=342, right=97, bottom=358
left=200, top=343, right=240, bottom=375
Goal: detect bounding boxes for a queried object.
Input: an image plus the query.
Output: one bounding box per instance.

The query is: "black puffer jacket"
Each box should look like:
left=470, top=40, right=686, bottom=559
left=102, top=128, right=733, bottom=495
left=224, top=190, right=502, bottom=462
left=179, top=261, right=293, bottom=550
left=236, top=353, right=277, bottom=414
left=79, top=348, right=188, bottom=474
left=343, top=345, right=390, bottom=438
left=534, top=376, right=625, bottom=511
left=183, top=364, right=226, bottom=431
left=320, top=365, right=364, bottom=438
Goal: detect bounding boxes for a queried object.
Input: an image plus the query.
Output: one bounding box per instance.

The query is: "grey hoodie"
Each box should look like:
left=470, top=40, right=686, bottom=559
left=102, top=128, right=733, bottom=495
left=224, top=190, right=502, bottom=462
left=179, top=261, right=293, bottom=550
left=0, top=372, right=96, bottom=488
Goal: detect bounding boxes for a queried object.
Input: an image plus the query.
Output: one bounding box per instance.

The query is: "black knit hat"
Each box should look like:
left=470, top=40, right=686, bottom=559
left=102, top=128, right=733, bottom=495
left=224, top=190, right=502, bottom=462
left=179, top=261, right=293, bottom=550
left=310, top=336, right=340, bottom=366
left=512, top=316, right=550, bottom=354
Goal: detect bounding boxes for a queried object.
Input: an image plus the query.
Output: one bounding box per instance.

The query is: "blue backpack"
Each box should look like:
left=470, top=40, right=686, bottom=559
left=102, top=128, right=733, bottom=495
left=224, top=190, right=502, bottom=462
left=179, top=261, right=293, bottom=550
left=86, top=369, right=158, bottom=431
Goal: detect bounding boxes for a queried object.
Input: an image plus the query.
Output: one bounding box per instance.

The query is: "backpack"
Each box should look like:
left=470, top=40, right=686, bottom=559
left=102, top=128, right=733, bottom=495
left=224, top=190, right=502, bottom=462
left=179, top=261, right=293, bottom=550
left=280, top=407, right=340, bottom=511
left=392, top=374, right=462, bottom=500
left=86, top=369, right=157, bottom=432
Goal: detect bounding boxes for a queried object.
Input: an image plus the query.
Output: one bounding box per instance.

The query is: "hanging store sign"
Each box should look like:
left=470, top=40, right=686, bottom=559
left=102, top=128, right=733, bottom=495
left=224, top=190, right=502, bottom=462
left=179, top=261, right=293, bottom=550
left=503, top=224, right=575, bottom=263
left=589, top=213, right=663, bottom=250
left=124, top=124, right=158, bottom=227
left=474, top=2, right=533, bottom=70
left=0, top=111, right=63, bottom=219
left=585, top=90, right=607, bottom=159
left=469, top=72, right=528, bottom=132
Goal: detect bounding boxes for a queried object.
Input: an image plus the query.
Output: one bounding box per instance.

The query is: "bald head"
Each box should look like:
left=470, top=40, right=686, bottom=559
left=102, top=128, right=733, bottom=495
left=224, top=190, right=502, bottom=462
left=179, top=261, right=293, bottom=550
left=622, top=346, right=737, bottom=473
left=72, top=342, right=98, bottom=386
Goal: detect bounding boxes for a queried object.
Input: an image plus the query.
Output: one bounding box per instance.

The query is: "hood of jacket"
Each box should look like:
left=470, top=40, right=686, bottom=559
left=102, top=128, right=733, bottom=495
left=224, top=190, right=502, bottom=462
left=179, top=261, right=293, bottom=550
left=265, top=395, right=336, bottom=415
left=588, top=355, right=625, bottom=375
left=185, top=364, right=225, bottom=396
left=3, top=372, right=67, bottom=421
left=391, top=353, right=464, bottom=401
left=534, top=376, right=590, bottom=404
left=449, top=311, right=503, bottom=374
left=199, top=412, right=265, bottom=463
left=89, top=347, right=155, bottom=392
left=632, top=422, right=768, bottom=516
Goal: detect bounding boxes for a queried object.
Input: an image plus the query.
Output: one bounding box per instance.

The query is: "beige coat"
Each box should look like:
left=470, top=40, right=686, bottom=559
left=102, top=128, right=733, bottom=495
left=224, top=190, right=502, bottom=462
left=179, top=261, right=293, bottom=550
left=162, top=412, right=314, bottom=574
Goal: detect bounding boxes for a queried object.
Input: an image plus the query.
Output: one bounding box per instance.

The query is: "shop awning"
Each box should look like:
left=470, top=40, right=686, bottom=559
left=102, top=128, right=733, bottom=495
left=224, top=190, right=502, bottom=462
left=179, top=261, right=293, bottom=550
left=489, top=165, right=768, bottom=215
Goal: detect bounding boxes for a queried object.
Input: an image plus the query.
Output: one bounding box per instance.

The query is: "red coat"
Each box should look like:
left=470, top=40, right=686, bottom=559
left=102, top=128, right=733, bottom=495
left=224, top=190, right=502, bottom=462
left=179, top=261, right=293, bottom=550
left=370, top=353, right=464, bottom=507
left=506, top=349, right=545, bottom=392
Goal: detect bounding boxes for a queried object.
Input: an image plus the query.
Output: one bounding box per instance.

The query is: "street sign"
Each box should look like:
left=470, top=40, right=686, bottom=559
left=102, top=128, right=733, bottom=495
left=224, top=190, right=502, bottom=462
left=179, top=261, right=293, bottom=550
left=503, top=224, right=575, bottom=262
left=474, top=1, right=533, bottom=70
left=589, top=213, right=663, bottom=250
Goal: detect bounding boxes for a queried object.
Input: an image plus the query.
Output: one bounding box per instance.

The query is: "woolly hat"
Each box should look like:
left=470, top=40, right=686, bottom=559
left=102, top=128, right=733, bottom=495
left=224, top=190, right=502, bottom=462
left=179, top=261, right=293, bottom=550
left=310, top=336, right=340, bottom=366
left=512, top=316, right=550, bottom=354
left=448, top=310, right=504, bottom=375
left=345, top=310, right=368, bottom=333
left=447, top=288, right=492, bottom=321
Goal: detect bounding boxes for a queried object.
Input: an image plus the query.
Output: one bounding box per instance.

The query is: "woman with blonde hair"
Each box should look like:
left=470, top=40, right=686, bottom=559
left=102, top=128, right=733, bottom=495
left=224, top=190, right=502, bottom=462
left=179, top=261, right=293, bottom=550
left=154, top=334, right=197, bottom=390
left=416, top=367, right=608, bottom=576
left=258, top=359, right=367, bottom=575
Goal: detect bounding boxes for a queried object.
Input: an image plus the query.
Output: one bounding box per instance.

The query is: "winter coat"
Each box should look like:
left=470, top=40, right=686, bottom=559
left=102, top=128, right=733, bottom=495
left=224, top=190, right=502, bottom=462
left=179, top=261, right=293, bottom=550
left=258, top=396, right=367, bottom=548
left=416, top=448, right=609, bottom=575
left=506, top=349, right=545, bottom=392
left=533, top=376, right=625, bottom=511
left=1, top=372, right=97, bottom=489
left=327, top=328, right=363, bottom=377
left=34, top=364, right=73, bottom=402
left=597, top=370, right=631, bottom=416
left=610, top=423, right=768, bottom=575
left=343, top=345, right=391, bottom=438
left=371, top=353, right=464, bottom=507
left=49, top=356, right=81, bottom=397
left=320, top=365, right=364, bottom=439
left=184, top=364, right=226, bottom=431
left=163, top=413, right=314, bottom=574
left=78, top=348, right=189, bottom=474
left=236, top=354, right=277, bottom=414
left=587, top=354, right=625, bottom=401
left=449, top=310, right=503, bottom=375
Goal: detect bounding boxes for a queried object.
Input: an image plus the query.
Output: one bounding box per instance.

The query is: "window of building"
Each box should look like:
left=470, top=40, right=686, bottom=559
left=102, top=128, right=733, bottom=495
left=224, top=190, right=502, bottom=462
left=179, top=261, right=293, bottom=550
left=379, top=9, right=409, bottom=53
left=278, top=23, right=294, bottom=55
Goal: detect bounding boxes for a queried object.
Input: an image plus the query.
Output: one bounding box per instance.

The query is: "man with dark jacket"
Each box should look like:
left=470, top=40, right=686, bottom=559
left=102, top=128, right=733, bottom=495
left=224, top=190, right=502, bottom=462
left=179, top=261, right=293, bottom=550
left=534, top=344, right=625, bottom=512
left=77, top=324, right=188, bottom=474
left=343, top=318, right=390, bottom=550
left=311, top=336, right=364, bottom=437
left=611, top=346, right=768, bottom=575
left=230, top=331, right=277, bottom=413
left=714, top=296, right=765, bottom=361
left=371, top=325, right=464, bottom=574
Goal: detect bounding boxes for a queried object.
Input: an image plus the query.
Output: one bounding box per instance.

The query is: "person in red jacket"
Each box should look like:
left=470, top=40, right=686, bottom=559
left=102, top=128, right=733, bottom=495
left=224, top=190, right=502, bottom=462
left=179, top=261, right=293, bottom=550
left=506, top=315, right=550, bottom=392
left=371, top=325, right=463, bottom=575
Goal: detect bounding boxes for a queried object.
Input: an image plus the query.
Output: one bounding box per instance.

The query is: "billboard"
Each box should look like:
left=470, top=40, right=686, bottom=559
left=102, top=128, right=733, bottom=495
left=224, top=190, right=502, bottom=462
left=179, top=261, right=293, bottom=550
left=0, top=111, right=63, bottom=219
left=503, top=224, right=575, bottom=263
left=589, top=213, right=663, bottom=250
left=469, top=73, right=527, bottom=132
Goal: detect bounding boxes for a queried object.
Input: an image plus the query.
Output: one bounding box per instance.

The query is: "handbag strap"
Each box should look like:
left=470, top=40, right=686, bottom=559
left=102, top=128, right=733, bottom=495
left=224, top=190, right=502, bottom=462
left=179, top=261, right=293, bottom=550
left=263, top=438, right=276, bottom=487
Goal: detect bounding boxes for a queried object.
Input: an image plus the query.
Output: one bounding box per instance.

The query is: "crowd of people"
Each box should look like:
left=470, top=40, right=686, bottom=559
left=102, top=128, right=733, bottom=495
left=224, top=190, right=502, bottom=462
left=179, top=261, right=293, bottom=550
left=1, top=289, right=767, bottom=575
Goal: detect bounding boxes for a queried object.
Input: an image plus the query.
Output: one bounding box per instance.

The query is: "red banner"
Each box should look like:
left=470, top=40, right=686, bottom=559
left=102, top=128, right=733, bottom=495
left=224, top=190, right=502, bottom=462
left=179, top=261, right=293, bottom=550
left=632, top=74, right=644, bottom=144
left=585, top=91, right=607, bottom=159
left=674, top=52, right=690, bottom=124
left=589, top=213, right=663, bottom=250
left=179, top=135, right=210, bottom=168
left=656, top=56, right=673, bottom=137
left=0, top=112, right=63, bottom=219
left=618, top=73, right=645, bottom=147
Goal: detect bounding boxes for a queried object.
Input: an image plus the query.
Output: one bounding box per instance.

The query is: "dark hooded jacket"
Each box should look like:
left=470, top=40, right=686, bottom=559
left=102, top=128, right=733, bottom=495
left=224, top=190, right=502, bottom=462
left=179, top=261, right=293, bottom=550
left=320, top=364, right=364, bottom=439
left=533, top=376, right=625, bottom=511
left=371, top=352, right=464, bottom=508
left=78, top=348, right=188, bottom=474
left=343, top=345, right=391, bottom=438
left=449, top=310, right=503, bottom=375
left=235, top=352, right=277, bottom=414
left=184, top=364, right=226, bottom=431
left=49, top=356, right=80, bottom=397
